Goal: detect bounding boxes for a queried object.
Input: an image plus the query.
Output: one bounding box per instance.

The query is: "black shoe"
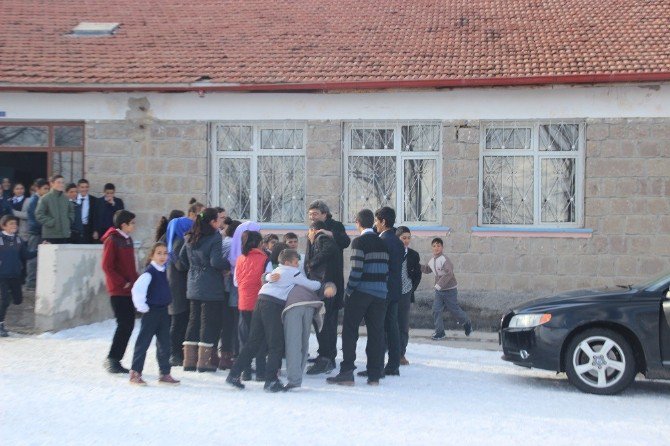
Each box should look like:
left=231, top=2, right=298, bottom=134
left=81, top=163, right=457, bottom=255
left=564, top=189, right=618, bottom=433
left=384, top=367, right=400, bottom=376
left=326, top=371, right=355, bottom=386
left=306, top=358, right=335, bottom=375
left=226, top=374, right=245, bottom=389
left=284, top=383, right=301, bottom=391
left=264, top=379, right=287, bottom=393
left=464, top=321, right=473, bottom=337
left=0, top=322, right=8, bottom=337
left=357, top=370, right=385, bottom=379
left=104, top=358, right=129, bottom=374
left=307, top=357, right=318, bottom=364
left=241, top=370, right=252, bottom=381
left=431, top=332, right=446, bottom=340
left=169, top=355, right=183, bottom=367
left=255, top=375, right=266, bottom=382
left=367, top=379, right=380, bottom=386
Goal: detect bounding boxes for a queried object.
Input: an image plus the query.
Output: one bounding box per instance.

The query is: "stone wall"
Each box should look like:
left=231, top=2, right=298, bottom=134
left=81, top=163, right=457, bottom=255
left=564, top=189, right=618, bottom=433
left=86, top=97, right=208, bottom=244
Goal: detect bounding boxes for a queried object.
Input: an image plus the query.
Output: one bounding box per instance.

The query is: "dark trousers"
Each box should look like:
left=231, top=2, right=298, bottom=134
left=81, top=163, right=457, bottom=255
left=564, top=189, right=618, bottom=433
left=43, top=238, right=69, bottom=244
left=384, top=299, right=401, bottom=370
left=131, top=306, right=171, bottom=374
left=315, top=297, right=340, bottom=362
left=170, top=310, right=189, bottom=358
left=185, top=300, right=223, bottom=346
left=108, top=296, right=136, bottom=361
left=221, top=304, right=239, bottom=354
left=398, top=292, right=412, bottom=357
left=239, top=309, right=266, bottom=375
left=0, top=278, right=23, bottom=322
left=340, top=291, right=386, bottom=380
left=230, top=299, right=284, bottom=382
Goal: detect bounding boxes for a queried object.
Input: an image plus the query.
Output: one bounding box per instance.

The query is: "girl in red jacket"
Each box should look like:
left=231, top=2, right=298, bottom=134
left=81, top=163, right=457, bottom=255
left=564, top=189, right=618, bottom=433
left=101, top=210, right=139, bottom=374
left=233, top=230, right=267, bottom=380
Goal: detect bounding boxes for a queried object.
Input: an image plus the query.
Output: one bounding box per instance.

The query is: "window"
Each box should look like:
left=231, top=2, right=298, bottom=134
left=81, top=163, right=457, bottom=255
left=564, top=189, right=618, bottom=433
left=479, top=121, right=585, bottom=227
left=211, top=123, right=306, bottom=223
left=344, top=122, right=441, bottom=224
left=0, top=123, right=85, bottom=183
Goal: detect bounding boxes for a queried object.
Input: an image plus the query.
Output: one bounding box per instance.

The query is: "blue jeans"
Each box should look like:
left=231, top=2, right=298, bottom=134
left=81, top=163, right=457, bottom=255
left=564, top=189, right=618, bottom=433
left=433, top=288, right=469, bottom=335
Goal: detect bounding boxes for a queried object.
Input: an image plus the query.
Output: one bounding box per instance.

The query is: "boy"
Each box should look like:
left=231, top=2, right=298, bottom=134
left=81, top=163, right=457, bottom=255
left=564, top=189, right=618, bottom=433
left=76, top=179, right=98, bottom=243
left=0, top=215, right=37, bottom=337
left=226, top=248, right=326, bottom=392
left=101, top=210, right=139, bottom=374
left=327, top=209, right=389, bottom=386
left=66, top=183, right=84, bottom=243
left=35, top=174, right=74, bottom=244
left=395, top=226, right=422, bottom=365
left=96, top=183, right=125, bottom=237
left=282, top=232, right=305, bottom=272
left=421, top=237, right=472, bottom=339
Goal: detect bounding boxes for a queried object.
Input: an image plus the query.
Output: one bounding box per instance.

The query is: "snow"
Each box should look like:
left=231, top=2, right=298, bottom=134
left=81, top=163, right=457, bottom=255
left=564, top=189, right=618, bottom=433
left=1, top=320, right=669, bottom=446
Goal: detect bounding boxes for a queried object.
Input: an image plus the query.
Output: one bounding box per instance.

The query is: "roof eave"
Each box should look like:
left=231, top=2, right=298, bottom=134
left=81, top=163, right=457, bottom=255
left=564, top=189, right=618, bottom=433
left=1, top=72, right=670, bottom=93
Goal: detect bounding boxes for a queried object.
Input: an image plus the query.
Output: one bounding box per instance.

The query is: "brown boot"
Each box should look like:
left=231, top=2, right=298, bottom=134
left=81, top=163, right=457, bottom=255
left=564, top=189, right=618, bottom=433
left=129, top=370, right=147, bottom=386
left=210, top=346, right=220, bottom=368
left=183, top=342, right=198, bottom=372
left=197, top=345, right=217, bottom=372
left=400, top=356, right=409, bottom=366
left=158, top=374, right=181, bottom=385
left=218, top=351, right=234, bottom=370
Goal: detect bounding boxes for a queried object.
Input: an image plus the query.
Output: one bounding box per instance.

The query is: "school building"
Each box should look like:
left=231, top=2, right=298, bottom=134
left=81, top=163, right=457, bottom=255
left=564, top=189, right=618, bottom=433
left=1, top=0, right=669, bottom=328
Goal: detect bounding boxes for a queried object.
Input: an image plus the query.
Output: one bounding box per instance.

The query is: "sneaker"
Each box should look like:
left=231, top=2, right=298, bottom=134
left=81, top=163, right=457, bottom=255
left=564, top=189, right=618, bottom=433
left=264, top=379, right=287, bottom=393
left=306, top=357, right=335, bottom=375
left=104, top=358, right=130, bottom=374
left=430, top=332, right=446, bottom=341
left=284, top=383, right=301, bottom=391
left=326, top=371, right=355, bottom=386
left=129, top=371, right=147, bottom=386
left=0, top=322, right=8, bottom=337
left=226, top=374, right=245, bottom=389
left=158, top=374, right=180, bottom=385
left=464, top=321, right=473, bottom=337
left=399, top=356, right=409, bottom=366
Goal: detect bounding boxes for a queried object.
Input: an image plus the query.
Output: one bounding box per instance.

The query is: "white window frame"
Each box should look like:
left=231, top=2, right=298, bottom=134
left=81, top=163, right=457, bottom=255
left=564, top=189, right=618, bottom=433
left=209, top=121, right=307, bottom=224
left=478, top=120, right=586, bottom=228
left=343, top=121, right=442, bottom=226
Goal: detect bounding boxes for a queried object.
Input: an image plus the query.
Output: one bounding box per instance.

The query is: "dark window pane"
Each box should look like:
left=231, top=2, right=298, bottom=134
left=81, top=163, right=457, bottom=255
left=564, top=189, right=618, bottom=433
left=0, top=126, right=48, bottom=147
left=55, top=126, right=84, bottom=147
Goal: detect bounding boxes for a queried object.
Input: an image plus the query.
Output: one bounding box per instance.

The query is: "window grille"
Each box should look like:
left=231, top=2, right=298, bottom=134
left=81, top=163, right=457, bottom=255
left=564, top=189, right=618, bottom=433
left=343, top=122, right=441, bottom=224
left=479, top=121, right=585, bottom=227
left=211, top=123, right=306, bottom=223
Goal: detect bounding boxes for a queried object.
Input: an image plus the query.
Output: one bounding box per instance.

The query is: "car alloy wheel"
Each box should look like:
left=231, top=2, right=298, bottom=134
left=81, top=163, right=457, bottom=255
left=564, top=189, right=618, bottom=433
left=565, top=328, right=636, bottom=395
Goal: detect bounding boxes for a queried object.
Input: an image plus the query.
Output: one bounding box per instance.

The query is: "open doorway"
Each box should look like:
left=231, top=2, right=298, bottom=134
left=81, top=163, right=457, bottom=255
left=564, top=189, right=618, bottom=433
left=0, top=152, right=48, bottom=188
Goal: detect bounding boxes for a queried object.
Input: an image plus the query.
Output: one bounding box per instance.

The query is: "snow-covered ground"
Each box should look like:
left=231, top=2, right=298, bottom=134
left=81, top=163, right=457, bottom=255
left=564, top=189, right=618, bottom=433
left=1, top=320, right=669, bottom=446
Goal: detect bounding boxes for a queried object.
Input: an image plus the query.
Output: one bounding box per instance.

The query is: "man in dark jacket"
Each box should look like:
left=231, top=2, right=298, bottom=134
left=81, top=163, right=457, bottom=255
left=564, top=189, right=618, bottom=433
left=76, top=179, right=98, bottom=243
left=372, top=206, right=405, bottom=376
left=396, top=226, right=422, bottom=365
left=305, top=200, right=351, bottom=375
left=95, top=183, right=124, bottom=237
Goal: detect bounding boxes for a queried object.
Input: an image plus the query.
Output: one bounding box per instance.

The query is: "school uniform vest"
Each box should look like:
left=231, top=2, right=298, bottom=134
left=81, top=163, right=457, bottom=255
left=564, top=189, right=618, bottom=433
left=145, top=264, right=172, bottom=307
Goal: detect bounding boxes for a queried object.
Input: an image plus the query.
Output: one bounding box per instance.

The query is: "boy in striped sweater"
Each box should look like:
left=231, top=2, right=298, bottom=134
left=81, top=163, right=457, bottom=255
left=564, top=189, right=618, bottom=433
left=421, top=237, right=472, bottom=339
left=327, top=209, right=389, bottom=386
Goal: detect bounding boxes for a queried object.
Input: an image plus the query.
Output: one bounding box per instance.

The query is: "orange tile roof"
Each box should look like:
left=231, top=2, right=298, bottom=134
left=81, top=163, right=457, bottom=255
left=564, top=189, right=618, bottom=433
left=1, top=0, right=669, bottom=90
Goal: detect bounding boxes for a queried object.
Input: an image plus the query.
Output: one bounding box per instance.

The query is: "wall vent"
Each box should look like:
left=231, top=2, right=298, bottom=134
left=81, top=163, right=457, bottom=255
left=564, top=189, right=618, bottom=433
left=71, top=22, right=120, bottom=36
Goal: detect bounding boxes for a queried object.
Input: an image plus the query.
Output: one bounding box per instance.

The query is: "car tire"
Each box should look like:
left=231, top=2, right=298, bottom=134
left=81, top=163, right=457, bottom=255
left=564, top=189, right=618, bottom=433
left=565, top=328, right=636, bottom=395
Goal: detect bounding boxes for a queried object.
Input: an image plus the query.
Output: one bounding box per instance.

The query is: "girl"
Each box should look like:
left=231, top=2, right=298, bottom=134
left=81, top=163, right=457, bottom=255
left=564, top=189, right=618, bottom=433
left=129, top=242, right=180, bottom=385
left=178, top=208, right=228, bottom=372
left=165, top=216, right=194, bottom=366
left=0, top=215, right=36, bottom=337
left=233, top=230, right=268, bottom=380
left=154, top=209, right=186, bottom=242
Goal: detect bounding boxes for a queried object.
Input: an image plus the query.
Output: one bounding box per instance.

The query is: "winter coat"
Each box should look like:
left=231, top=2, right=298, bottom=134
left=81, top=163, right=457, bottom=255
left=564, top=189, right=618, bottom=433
left=282, top=285, right=325, bottom=332
left=178, top=232, right=227, bottom=301
left=380, top=229, right=405, bottom=302
left=35, top=189, right=74, bottom=239
left=0, top=232, right=36, bottom=279
left=406, top=248, right=422, bottom=302
left=234, top=248, right=268, bottom=311
left=167, top=237, right=189, bottom=314
left=101, top=227, right=138, bottom=296
left=304, top=216, right=349, bottom=309
left=95, top=196, right=124, bottom=236
left=421, top=253, right=457, bottom=290
left=305, top=232, right=340, bottom=285
left=26, top=195, right=41, bottom=235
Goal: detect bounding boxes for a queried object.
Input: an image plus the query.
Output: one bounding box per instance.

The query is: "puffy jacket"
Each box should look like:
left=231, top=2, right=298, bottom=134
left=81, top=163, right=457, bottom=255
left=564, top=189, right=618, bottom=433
left=101, top=227, right=138, bottom=296
left=178, top=232, right=227, bottom=301
left=234, top=248, right=268, bottom=311
left=35, top=190, right=74, bottom=239
left=0, top=233, right=36, bottom=279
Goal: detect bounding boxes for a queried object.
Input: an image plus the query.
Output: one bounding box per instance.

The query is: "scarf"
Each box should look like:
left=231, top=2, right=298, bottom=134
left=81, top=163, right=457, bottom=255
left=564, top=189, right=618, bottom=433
left=166, top=217, right=194, bottom=258
left=228, top=221, right=261, bottom=269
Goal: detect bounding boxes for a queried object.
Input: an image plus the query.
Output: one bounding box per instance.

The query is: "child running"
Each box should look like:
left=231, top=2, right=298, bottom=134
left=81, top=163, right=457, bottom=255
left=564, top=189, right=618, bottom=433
left=129, top=242, right=180, bottom=386
left=421, top=237, right=472, bottom=339
left=0, top=215, right=37, bottom=337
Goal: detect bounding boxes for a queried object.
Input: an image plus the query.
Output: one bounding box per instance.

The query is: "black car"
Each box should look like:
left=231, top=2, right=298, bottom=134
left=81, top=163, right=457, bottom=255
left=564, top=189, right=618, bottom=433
left=500, top=272, right=670, bottom=395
